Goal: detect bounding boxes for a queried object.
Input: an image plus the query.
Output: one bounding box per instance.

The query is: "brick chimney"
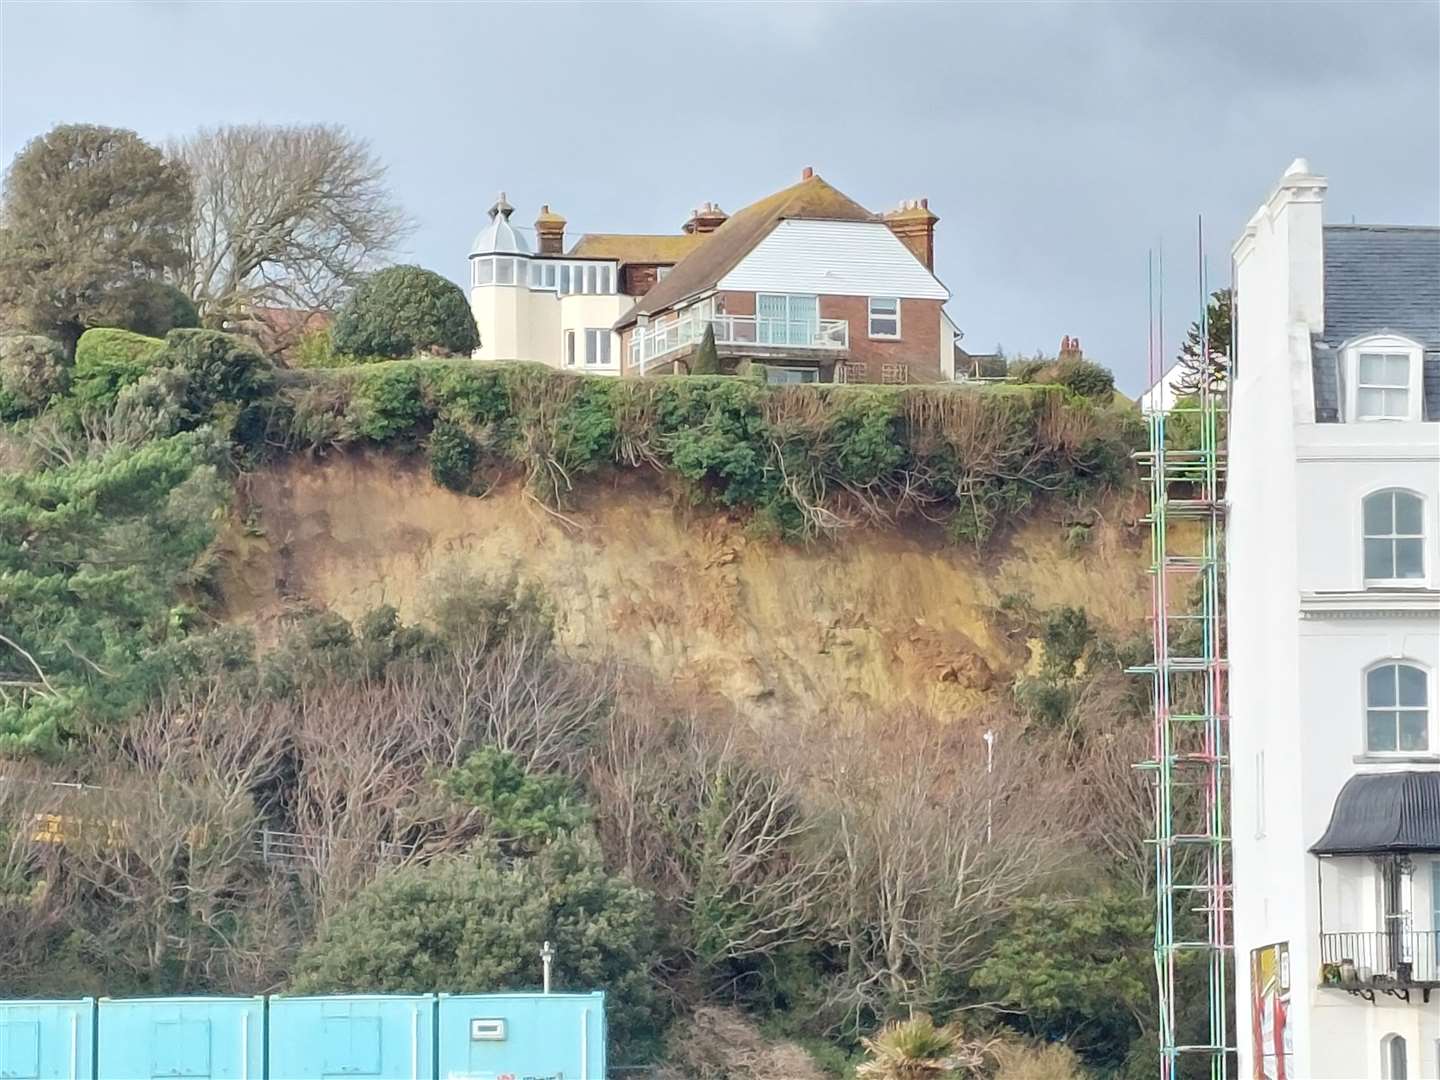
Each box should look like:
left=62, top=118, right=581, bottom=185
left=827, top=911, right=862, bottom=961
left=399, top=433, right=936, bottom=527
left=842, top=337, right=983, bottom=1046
left=884, top=198, right=939, bottom=271
left=1059, top=335, right=1083, bottom=362
left=534, top=204, right=566, bottom=255
left=682, top=201, right=729, bottom=235
left=801, top=166, right=814, bottom=180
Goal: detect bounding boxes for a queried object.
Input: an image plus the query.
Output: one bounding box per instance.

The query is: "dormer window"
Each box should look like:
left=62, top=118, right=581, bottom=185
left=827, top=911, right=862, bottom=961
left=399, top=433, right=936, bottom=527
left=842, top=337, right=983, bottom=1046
left=1343, top=334, right=1424, bottom=422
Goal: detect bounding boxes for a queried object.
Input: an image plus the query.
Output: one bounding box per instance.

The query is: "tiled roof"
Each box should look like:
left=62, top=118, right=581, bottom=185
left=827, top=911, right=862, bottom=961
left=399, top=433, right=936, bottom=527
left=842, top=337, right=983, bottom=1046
left=1321, top=225, right=1440, bottom=348
left=1312, top=225, right=1440, bottom=423
left=616, top=173, right=877, bottom=328
left=566, top=233, right=707, bottom=266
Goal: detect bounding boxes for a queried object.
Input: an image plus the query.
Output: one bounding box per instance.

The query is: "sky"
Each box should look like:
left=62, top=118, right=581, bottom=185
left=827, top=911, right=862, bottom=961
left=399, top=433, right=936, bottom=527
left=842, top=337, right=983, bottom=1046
left=2, top=1, right=1437, bottom=393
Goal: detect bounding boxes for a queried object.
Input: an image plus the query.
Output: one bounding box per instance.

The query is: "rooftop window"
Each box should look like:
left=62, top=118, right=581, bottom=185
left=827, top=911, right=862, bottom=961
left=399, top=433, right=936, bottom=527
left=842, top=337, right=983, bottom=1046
left=1342, top=334, right=1424, bottom=422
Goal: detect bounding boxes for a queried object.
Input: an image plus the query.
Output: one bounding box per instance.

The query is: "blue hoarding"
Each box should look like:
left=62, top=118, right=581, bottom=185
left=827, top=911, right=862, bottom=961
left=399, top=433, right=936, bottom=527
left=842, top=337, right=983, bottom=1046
left=0, top=998, right=95, bottom=1080
left=436, top=993, right=605, bottom=1080
left=267, top=994, right=435, bottom=1079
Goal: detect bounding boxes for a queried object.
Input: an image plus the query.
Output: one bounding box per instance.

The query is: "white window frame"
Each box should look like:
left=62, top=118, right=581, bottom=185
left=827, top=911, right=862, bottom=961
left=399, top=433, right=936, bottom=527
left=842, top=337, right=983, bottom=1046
left=1362, top=488, right=1428, bottom=588
left=584, top=329, right=612, bottom=367
left=472, top=258, right=493, bottom=286
left=1363, top=660, right=1431, bottom=756
left=1343, top=334, right=1424, bottom=422
left=564, top=330, right=577, bottom=368
left=868, top=296, right=901, bottom=339
left=1382, top=1033, right=1408, bottom=1080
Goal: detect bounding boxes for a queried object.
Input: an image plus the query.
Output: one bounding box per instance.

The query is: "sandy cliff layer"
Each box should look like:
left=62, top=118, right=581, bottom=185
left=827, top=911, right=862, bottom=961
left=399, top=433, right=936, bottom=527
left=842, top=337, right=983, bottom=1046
left=219, top=453, right=1150, bottom=719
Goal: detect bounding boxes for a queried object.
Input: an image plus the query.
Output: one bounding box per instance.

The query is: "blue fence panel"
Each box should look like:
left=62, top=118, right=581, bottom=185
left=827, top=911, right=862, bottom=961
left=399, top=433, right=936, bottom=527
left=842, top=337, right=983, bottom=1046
left=0, top=999, right=95, bottom=1080
left=267, top=995, right=435, bottom=1080
left=436, top=993, right=605, bottom=1080
left=97, top=997, right=264, bottom=1080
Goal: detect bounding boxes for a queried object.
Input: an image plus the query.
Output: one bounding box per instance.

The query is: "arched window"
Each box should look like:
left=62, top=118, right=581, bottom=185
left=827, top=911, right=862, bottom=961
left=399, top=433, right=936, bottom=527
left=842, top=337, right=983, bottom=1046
left=1366, top=663, right=1429, bottom=754
left=1364, top=490, right=1425, bottom=584
left=1382, top=1033, right=1408, bottom=1079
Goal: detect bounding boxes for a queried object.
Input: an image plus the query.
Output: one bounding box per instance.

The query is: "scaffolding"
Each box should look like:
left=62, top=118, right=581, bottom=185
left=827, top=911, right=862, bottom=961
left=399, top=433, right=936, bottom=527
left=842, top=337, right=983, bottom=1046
left=1132, top=235, right=1234, bottom=1080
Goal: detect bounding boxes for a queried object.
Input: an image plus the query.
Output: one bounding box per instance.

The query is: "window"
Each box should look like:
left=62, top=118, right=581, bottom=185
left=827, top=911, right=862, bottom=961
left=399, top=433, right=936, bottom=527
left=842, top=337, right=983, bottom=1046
left=656, top=266, right=672, bottom=281
left=565, top=330, right=576, bottom=367
left=473, top=258, right=493, bottom=286
left=757, top=293, right=819, bottom=346
left=544, top=264, right=556, bottom=289
left=584, top=329, right=611, bottom=367
left=869, top=296, right=900, bottom=338
left=880, top=362, right=910, bottom=385
left=495, top=258, right=515, bottom=285
left=1364, top=490, right=1425, bottom=584
left=559, top=265, right=571, bottom=294
left=1383, top=1034, right=1408, bottom=1079
left=1344, top=335, right=1423, bottom=422
left=765, top=367, right=818, bottom=384
left=1365, top=663, right=1429, bottom=753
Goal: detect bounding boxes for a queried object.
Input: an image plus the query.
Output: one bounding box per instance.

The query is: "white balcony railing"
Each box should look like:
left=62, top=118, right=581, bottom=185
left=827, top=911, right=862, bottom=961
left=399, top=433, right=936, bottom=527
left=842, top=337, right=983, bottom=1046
left=634, top=313, right=848, bottom=371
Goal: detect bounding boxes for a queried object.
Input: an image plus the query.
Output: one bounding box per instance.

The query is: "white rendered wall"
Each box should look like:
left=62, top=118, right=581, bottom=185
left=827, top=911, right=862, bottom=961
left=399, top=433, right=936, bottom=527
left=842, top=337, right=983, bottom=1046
left=1229, top=161, right=1440, bottom=1080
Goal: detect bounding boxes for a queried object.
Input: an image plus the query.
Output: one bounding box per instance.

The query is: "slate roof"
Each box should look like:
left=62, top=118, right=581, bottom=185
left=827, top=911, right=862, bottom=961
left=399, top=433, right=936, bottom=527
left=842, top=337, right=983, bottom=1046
left=1311, top=770, right=1440, bottom=856
left=567, top=233, right=708, bottom=266
left=1312, top=225, right=1440, bottom=422
left=615, top=173, right=878, bottom=329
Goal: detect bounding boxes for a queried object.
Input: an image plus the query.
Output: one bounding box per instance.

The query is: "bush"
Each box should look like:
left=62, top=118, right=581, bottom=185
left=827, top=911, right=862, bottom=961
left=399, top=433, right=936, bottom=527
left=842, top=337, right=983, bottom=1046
left=159, top=329, right=275, bottom=431
left=102, top=280, right=200, bottom=338
left=332, top=265, right=479, bottom=359
left=1053, top=357, right=1115, bottom=400
left=439, top=748, right=588, bottom=855
left=0, top=334, right=68, bottom=416
left=427, top=420, right=477, bottom=491
left=72, top=328, right=166, bottom=407
left=292, top=326, right=338, bottom=368
left=291, top=833, right=665, bottom=1063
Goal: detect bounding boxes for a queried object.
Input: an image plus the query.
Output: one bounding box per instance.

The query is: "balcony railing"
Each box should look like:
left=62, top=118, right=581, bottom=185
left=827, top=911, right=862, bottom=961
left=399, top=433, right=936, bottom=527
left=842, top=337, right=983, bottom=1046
left=1319, top=930, right=1439, bottom=995
left=634, top=314, right=848, bottom=371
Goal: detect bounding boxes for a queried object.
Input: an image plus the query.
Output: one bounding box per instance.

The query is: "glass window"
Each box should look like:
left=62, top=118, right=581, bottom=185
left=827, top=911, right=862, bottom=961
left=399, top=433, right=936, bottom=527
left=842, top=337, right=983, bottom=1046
left=656, top=266, right=672, bottom=281
left=474, top=258, right=493, bottom=286
left=1356, top=352, right=1411, bottom=420
left=869, top=296, right=900, bottom=338
left=583, top=265, right=596, bottom=294
left=565, top=330, right=576, bottom=367
left=600, top=265, right=613, bottom=294
left=495, top=258, right=515, bottom=285
left=559, top=265, right=571, bottom=294
left=765, top=367, right=818, bottom=384
left=1366, top=663, right=1429, bottom=753
left=543, top=264, right=556, bottom=288
left=1384, top=1035, right=1407, bottom=1079
left=1363, top=490, right=1425, bottom=583
left=529, top=262, right=543, bottom=287
left=584, top=329, right=611, bottom=366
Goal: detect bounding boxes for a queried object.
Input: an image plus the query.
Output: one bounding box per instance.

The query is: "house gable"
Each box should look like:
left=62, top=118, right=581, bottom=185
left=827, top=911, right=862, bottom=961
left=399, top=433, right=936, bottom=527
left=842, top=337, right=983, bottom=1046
left=717, top=219, right=949, bottom=300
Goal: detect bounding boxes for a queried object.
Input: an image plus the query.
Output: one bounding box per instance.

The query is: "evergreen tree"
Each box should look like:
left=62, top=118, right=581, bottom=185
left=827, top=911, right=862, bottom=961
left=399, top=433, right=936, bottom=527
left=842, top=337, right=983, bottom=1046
left=1174, top=288, right=1232, bottom=395
left=690, top=323, right=720, bottom=375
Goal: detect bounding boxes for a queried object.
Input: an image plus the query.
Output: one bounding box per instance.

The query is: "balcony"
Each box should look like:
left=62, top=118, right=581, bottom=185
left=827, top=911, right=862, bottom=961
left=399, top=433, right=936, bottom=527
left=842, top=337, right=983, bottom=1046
left=1319, top=930, right=1438, bottom=1003
left=634, top=314, right=848, bottom=372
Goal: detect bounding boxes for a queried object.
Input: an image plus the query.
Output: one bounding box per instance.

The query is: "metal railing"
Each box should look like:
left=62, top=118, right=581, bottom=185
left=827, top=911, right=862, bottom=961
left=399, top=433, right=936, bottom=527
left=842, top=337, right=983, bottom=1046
left=634, top=313, right=848, bottom=370
left=1319, top=929, right=1439, bottom=986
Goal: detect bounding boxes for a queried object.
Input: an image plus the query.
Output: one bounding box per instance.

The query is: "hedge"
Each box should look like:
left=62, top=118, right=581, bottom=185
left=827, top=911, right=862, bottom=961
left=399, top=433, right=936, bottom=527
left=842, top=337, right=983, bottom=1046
left=265, top=361, right=1142, bottom=543
left=72, top=328, right=167, bottom=407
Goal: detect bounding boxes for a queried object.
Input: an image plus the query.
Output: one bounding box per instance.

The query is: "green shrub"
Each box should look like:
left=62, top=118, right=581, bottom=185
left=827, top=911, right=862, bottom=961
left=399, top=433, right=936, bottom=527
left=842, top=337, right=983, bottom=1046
left=1053, top=358, right=1115, bottom=400
left=427, top=420, right=477, bottom=491
left=332, top=265, right=479, bottom=359
left=159, top=329, right=275, bottom=428
left=0, top=334, right=68, bottom=416
left=292, top=326, right=338, bottom=368
left=102, top=280, right=199, bottom=338
left=72, top=328, right=166, bottom=407
left=1007, top=359, right=1048, bottom=384
left=352, top=363, right=426, bottom=442
left=690, top=324, right=720, bottom=375
left=291, top=834, right=665, bottom=1064
left=438, top=747, right=588, bottom=854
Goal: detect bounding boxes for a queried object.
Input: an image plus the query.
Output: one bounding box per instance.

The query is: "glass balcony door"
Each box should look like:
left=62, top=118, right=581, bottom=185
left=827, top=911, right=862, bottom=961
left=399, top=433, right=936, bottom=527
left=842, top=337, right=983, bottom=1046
left=756, top=294, right=819, bottom=347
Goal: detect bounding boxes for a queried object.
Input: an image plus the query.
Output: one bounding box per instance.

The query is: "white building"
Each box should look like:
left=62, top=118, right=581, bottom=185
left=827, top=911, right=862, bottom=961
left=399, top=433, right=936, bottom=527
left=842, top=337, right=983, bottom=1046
left=1229, top=159, right=1440, bottom=1079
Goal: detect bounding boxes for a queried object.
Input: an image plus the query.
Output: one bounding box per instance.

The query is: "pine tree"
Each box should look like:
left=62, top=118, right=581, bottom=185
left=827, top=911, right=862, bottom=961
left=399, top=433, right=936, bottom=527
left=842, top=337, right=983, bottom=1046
left=690, top=323, right=720, bottom=375
left=1173, top=288, right=1232, bottom=395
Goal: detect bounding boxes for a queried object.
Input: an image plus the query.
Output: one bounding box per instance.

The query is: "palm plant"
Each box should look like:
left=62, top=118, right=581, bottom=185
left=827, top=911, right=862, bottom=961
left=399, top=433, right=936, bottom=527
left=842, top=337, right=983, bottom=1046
left=856, top=1014, right=995, bottom=1079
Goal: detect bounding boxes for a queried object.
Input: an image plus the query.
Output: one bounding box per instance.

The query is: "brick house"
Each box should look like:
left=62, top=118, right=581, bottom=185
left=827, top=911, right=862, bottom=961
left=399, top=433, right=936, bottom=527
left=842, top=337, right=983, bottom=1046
left=616, top=169, right=957, bottom=383
left=467, top=170, right=959, bottom=382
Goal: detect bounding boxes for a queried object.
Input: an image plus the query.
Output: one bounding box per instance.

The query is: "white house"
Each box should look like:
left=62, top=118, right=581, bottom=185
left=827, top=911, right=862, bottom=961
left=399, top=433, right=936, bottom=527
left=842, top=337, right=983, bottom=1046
left=1229, top=159, right=1440, bottom=1080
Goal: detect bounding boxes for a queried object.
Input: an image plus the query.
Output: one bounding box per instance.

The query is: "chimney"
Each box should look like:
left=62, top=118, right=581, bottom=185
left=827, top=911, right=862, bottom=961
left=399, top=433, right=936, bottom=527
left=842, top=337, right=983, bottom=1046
left=534, top=204, right=566, bottom=256
left=682, top=201, right=729, bottom=235
left=801, top=166, right=814, bottom=180
left=883, top=198, right=939, bottom=271
left=1059, top=335, right=1083, bottom=362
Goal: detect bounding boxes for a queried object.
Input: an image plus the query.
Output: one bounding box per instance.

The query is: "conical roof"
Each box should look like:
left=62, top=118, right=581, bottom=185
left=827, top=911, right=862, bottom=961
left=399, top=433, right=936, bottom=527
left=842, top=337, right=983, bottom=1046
left=470, top=191, right=532, bottom=256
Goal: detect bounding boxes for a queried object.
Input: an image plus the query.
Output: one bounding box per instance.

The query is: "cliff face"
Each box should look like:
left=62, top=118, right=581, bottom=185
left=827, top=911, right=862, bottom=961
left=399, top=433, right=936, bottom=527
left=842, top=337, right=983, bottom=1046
left=219, top=453, right=1149, bottom=719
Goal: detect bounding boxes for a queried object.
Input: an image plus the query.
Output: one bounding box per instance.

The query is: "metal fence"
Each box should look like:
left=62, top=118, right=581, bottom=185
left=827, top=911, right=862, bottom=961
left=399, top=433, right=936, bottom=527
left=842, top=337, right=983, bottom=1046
left=1320, top=929, right=1439, bottom=986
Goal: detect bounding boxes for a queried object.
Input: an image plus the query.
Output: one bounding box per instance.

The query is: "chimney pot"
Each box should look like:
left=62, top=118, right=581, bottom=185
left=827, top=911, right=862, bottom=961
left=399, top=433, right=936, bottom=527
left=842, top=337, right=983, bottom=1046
left=802, top=166, right=814, bottom=180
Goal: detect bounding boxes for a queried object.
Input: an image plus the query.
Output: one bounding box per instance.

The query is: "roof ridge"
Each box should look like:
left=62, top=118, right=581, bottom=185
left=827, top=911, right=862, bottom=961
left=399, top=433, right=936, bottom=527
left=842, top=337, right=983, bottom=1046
left=1324, top=223, right=1440, bottom=232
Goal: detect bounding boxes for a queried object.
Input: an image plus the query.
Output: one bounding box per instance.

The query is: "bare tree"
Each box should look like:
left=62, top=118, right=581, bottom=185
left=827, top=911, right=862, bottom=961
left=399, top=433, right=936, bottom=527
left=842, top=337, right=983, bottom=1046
left=175, top=124, right=411, bottom=335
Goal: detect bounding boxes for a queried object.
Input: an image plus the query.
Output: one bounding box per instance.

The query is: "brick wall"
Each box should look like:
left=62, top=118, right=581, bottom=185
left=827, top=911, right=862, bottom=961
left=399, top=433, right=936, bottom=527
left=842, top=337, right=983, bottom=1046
left=715, top=291, right=943, bottom=382
left=623, top=265, right=664, bottom=296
